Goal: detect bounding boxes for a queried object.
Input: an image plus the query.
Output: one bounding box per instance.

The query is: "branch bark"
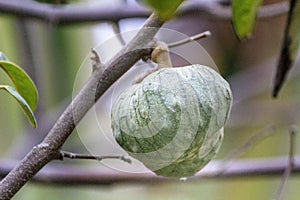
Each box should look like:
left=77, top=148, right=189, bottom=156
left=0, top=13, right=164, bottom=199
left=0, top=0, right=289, bottom=25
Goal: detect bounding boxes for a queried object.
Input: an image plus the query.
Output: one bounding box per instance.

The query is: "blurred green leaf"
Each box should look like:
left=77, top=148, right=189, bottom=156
left=0, top=85, right=37, bottom=127
left=139, top=0, right=184, bottom=20
left=232, top=0, right=263, bottom=39
left=0, top=60, right=38, bottom=111
left=273, top=0, right=300, bottom=97
left=0, top=52, right=38, bottom=127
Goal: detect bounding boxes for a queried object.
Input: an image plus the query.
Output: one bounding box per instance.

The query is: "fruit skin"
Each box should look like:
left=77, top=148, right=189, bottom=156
left=111, top=64, right=232, bottom=178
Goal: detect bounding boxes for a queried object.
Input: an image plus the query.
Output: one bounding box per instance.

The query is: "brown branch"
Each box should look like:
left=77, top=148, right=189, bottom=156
left=0, top=156, right=300, bottom=186
left=0, top=13, right=164, bottom=199
left=0, top=0, right=289, bottom=25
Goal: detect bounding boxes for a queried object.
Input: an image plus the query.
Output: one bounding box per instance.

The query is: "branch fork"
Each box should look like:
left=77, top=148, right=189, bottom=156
left=0, top=13, right=165, bottom=199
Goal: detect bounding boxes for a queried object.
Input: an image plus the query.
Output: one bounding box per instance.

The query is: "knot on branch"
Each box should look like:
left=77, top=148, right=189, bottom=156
left=32, top=143, right=61, bottom=160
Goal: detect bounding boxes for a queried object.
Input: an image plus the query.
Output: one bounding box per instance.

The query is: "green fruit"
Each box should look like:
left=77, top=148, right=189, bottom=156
left=111, top=64, right=232, bottom=178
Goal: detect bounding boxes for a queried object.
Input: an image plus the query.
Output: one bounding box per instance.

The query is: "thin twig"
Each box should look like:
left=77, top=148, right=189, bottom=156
left=168, top=31, right=211, bottom=48
left=275, top=125, right=297, bottom=200
left=90, top=48, right=104, bottom=73
left=217, top=125, right=276, bottom=174
left=59, top=150, right=132, bottom=164
left=90, top=49, right=101, bottom=64
left=224, top=125, right=276, bottom=162
left=111, top=22, right=127, bottom=46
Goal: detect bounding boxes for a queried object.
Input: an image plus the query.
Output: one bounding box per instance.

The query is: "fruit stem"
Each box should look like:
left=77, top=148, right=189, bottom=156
left=151, top=41, right=172, bottom=68
left=133, top=40, right=172, bottom=83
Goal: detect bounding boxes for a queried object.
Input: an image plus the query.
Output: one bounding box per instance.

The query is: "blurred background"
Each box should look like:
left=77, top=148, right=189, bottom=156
left=0, top=0, right=300, bottom=199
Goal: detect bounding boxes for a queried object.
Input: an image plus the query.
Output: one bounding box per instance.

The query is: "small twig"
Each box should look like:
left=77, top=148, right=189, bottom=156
left=275, top=125, right=297, bottom=200
left=218, top=125, right=276, bottom=174
left=59, top=150, right=132, bottom=164
left=90, top=49, right=101, bottom=63
left=225, top=125, right=276, bottom=162
left=168, top=31, right=211, bottom=48
left=90, top=48, right=104, bottom=73
left=111, top=22, right=127, bottom=46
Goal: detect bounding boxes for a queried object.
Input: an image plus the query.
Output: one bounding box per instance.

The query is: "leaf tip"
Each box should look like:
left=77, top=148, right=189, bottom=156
left=32, top=118, right=38, bottom=128
left=272, top=86, right=279, bottom=98
left=272, top=68, right=285, bottom=98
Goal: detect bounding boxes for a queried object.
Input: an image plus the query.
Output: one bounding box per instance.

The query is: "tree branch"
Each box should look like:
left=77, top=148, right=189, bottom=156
left=0, top=13, right=164, bottom=199
left=0, top=0, right=289, bottom=25
left=0, top=156, right=300, bottom=186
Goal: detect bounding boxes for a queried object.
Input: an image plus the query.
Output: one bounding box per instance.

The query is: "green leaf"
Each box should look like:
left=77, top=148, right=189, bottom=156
left=0, top=52, right=38, bottom=127
left=139, top=0, right=184, bottom=20
left=273, top=0, right=300, bottom=97
left=232, top=0, right=263, bottom=39
left=0, top=60, right=38, bottom=111
left=0, top=85, right=37, bottom=127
